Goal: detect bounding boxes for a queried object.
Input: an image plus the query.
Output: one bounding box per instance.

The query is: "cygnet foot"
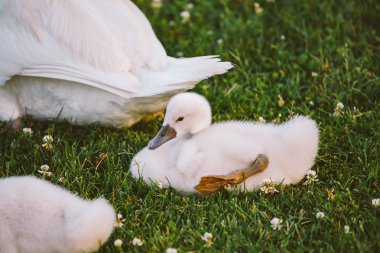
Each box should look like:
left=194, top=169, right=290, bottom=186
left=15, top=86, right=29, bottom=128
left=194, top=154, right=269, bottom=195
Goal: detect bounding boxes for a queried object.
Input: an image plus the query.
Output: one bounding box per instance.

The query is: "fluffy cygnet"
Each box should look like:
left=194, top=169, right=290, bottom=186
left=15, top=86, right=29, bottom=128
left=0, top=176, right=115, bottom=253
left=130, top=93, right=319, bottom=194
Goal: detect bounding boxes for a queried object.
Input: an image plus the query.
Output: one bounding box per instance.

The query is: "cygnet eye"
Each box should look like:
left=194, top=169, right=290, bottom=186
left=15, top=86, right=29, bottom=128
left=176, top=117, right=184, bottom=122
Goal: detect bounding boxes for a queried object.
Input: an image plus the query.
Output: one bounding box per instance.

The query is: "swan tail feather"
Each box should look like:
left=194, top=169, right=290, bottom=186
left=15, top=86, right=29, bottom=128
left=135, top=55, right=233, bottom=97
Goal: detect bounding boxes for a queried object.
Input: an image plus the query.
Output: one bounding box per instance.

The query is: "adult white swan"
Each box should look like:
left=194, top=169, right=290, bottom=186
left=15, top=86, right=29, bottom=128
left=0, top=0, right=232, bottom=128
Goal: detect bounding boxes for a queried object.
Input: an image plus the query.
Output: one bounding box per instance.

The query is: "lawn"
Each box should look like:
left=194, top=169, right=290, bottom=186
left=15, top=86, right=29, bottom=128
left=1, top=0, right=379, bottom=252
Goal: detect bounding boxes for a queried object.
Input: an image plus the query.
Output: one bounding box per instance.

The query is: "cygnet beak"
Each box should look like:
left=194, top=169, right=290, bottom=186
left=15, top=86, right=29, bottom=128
left=148, top=124, right=177, bottom=150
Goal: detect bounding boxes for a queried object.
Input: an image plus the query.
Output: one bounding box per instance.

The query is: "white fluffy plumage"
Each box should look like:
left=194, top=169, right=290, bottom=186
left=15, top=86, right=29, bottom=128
left=130, top=93, right=319, bottom=193
left=0, top=176, right=115, bottom=253
left=0, top=0, right=232, bottom=127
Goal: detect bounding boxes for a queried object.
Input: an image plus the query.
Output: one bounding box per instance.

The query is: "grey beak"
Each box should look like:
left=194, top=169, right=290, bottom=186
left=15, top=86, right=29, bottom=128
left=148, top=124, right=177, bottom=150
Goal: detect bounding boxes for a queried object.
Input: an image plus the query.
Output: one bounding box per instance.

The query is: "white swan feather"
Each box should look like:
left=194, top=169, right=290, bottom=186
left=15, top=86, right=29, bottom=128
left=0, top=0, right=232, bottom=127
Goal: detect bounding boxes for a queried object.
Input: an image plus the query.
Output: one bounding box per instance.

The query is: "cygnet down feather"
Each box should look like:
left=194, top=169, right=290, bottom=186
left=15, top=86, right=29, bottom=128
left=0, top=176, right=115, bottom=253
left=130, top=93, right=319, bottom=194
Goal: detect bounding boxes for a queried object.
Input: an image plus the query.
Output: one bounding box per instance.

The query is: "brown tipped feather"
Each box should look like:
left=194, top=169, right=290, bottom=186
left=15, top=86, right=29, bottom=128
left=194, top=154, right=269, bottom=195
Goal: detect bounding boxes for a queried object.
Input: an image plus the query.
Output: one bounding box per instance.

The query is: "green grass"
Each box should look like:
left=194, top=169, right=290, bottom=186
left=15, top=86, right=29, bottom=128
left=1, top=0, right=379, bottom=252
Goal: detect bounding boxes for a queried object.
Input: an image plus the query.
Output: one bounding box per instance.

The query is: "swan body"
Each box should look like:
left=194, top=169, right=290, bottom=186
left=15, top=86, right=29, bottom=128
left=130, top=93, right=319, bottom=193
left=0, top=0, right=232, bottom=127
left=0, top=176, right=115, bottom=253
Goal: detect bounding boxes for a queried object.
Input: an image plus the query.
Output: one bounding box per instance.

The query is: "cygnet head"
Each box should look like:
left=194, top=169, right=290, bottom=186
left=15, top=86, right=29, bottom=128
left=148, top=93, right=212, bottom=150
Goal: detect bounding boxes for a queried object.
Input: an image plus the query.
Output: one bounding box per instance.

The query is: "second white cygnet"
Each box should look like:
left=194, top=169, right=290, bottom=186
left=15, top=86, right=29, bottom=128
left=0, top=176, right=115, bottom=253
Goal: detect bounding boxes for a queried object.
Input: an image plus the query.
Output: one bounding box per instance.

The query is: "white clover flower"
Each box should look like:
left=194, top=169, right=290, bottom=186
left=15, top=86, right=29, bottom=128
left=42, top=135, right=54, bottom=150
left=156, top=181, right=163, bottom=189
left=114, top=213, right=126, bottom=228
left=151, top=0, right=162, bottom=9
left=372, top=198, right=380, bottom=207
left=180, top=10, right=191, bottom=23
left=166, top=248, right=178, bottom=253
left=280, top=34, right=286, bottom=41
left=307, top=169, right=316, bottom=177
left=260, top=178, right=278, bottom=194
left=186, top=3, right=194, bottom=9
left=304, top=169, right=318, bottom=185
left=201, top=232, right=213, bottom=241
left=333, top=102, right=344, bottom=117
left=40, top=164, right=49, bottom=171
left=38, top=164, right=52, bottom=177
left=132, top=237, right=143, bottom=246
left=254, top=2, right=263, bottom=14
left=316, top=211, right=325, bottom=219
left=309, top=100, right=315, bottom=106
left=201, top=232, right=213, bottom=247
left=258, top=116, right=266, bottom=123
left=114, top=239, right=123, bottom=247
left=311, top=72, right=318, bottom=77
left=22, top=128, right=33, bottom=135
left=217, top=38, right=224, bottom=45
left=344, top=225, right=350, bottom=234
left=58, top=177, right=66, bottom=183
left=270, top=217, right=282, bottom=230
left=42, top=135, right=53, bottom=143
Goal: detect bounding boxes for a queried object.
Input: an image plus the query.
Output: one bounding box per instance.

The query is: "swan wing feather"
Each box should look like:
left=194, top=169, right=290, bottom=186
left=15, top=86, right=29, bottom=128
left=0, top=0, right=168, bottom=97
